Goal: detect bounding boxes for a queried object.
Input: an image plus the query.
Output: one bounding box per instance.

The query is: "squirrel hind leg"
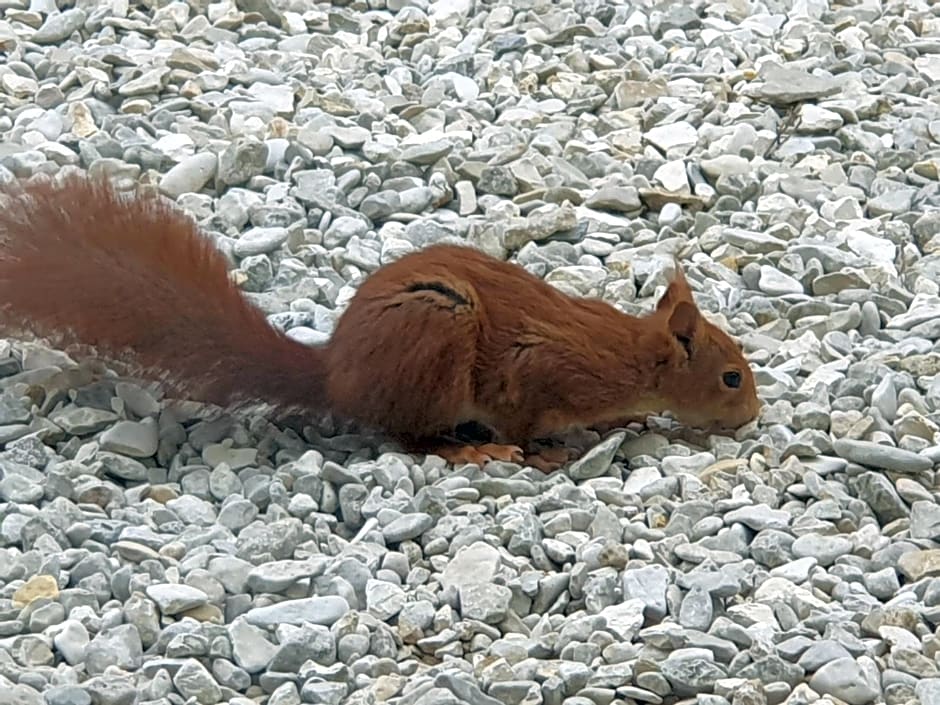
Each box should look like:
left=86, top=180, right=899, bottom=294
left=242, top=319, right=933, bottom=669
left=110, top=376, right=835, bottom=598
left=523, top=445, right=577, bottom=473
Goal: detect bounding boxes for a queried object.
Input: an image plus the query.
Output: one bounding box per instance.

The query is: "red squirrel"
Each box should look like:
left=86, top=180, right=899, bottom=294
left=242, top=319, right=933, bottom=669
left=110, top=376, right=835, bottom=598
left=0, top=174, right=760, bottom=471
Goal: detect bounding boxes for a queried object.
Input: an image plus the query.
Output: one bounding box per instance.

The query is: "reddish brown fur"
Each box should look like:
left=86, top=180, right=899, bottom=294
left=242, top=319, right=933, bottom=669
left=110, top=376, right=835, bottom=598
left=0, top=175, right=326, bottom=412
left=327, top=246, right=761, bottom=446
left=0, top=174, right=761, bottom=463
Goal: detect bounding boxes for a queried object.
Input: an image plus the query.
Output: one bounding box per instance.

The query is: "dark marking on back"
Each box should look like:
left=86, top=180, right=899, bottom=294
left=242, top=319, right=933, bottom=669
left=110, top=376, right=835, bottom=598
left=510, top=340, right=536, bottom=359
left=405, top=281, right=470, bottom=308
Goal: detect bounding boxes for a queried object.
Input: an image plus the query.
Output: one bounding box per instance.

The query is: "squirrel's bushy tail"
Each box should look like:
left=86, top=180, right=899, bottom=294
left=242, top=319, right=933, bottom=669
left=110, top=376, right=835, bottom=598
left=0, top=173, right=328, bottom=415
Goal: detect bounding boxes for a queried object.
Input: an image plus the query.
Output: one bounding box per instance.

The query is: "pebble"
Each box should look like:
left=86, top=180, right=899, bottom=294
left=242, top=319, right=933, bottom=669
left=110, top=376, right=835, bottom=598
left=12, top=575, right=59, bottom=606
left=173, top=659, right=223, bottom=705
left=233, top=227, right=290, bottom=257
left=791, top=534, right=853, bottom=566
left=366, top=580, right=406, bottom=621
left=32, top=9, right=86, bottom=43
left=646, top=122, right=698, bottom=154
left=160, top=152, right=218, bottom=198
left=751, top=62, right=841, bottom=104
left=459, top=583, right=513, bottom=624
left=899, top=550, right=940, bottom=581
left=99, top=418, right=159, bottom=457
left=145, top=584, right=210, bottom=615
left=832, top=439, right=932, bottom=473
left=568, top=432, right=625, bottom=480
left=758, top=266, right=803, bottom=296
left=243, top=597, right=350, bottom=628
left=440, top=542, right=501, bottom=590
left=85, top=624, right=143, bottom=674
left=810, top=658, right=881, bottom=705
left=382, top=513, right=434, bottom=543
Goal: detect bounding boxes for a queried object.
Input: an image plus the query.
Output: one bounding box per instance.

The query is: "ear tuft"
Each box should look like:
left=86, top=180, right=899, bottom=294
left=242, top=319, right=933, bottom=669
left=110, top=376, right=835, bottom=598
left=668, top=300, right=699, bottom=358
left=656, top=261, right=695, bottom=313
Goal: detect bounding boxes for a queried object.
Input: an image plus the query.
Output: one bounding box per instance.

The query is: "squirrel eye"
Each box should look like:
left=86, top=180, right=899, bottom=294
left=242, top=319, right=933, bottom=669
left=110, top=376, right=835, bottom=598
left=722, top=371, right=742, bottom=389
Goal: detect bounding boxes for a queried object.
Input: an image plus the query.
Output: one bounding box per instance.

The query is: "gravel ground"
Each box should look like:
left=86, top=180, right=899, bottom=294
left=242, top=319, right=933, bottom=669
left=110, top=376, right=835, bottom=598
left=2, top=0, right=940, bottom=704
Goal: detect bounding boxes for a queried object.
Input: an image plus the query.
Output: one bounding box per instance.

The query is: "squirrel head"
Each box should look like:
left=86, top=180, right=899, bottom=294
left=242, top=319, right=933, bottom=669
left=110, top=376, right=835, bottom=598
left=650, top=264, right=761, bottom=432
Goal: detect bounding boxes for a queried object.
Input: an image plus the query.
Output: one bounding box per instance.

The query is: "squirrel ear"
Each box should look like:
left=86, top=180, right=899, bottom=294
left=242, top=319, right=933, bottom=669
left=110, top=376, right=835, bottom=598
left=656, top=262, right=694, bottom=313
left=668, top=300, right=699, bottom=358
